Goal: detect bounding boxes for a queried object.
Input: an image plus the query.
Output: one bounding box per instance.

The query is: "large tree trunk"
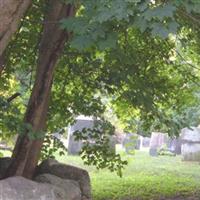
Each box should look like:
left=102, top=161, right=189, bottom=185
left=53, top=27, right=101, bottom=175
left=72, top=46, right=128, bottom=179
left=0, top=52, right=6, bottom=75
left=0, top=0, right=32, bottom=57
left=5, top=0, right=75, bottom=179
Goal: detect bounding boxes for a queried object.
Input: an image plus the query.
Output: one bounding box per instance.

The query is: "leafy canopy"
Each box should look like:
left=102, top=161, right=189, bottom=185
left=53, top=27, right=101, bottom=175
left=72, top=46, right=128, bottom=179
left=1, top=0, right=200, bottom=174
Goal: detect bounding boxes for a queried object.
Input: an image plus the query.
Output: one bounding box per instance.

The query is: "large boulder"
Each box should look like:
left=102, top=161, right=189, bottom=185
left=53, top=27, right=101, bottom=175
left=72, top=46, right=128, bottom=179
left=35, top=159, right=91, bottom=200
left=0, top=157, right=12, bottom=179
left=0, top=176, right=69, bottom=200
left=181, top=127, right=200, bottom=161
left=34, top=173, right=81, bottom=200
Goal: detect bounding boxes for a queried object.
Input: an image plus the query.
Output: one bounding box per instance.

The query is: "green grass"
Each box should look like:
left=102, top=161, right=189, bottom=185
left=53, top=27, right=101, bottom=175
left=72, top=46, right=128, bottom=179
left=55, top=146, right=200, bottom=200
left=1, top=147, right=200, bottom=199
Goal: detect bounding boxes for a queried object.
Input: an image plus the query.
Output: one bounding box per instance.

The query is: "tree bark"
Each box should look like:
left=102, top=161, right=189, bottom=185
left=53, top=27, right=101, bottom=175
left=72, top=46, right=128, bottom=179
left=5, top=0, right=75, bottom=179
left=0, top=0, right=32, bottom=57
left=0, top=52, right=5, bottom=75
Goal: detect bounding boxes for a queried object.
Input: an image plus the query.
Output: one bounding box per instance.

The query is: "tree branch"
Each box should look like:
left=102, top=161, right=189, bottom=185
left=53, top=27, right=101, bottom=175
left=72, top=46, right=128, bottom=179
left=179, top=9, right=200, bottom=28
left=7, top=93, right=21, bottom=103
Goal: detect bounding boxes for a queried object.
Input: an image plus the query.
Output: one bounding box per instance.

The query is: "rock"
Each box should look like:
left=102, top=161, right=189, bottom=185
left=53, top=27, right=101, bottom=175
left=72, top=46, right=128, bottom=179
left=35, top=159, right=91, bottom=200
left=0, top=176, right=69, bottom=200
left=0, top=157, right=12, bottom=179
left=34, top=173, right=81, bottom=200
left=181, top=127, right=200, bottom=161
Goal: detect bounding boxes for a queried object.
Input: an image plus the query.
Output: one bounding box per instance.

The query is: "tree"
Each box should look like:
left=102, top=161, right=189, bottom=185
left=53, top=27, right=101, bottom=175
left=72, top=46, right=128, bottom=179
left=0, top=0, right=32, bottom=59
left=1, top=0, right=200, bottom=179
left=60, top=0, right=200, bottom=135
left=4, top=0, right=75, bottom=178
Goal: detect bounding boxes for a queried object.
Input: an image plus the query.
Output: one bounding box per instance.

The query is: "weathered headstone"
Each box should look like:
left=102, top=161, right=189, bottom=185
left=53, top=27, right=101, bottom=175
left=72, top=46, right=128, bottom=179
left=108, top=135, right=117, bottom=154
left=67, top=116, right=94, bottom=155
left=149, top=132, right=168, bottom=156
left=67, top=116, right=116, bottom=155
left=123, top=133, right=140, bottom=154
left=141, top=136, right=151, bottom=148
left=168, top=138, right=182, bottom=155
left=181, top=127, right=200, bottom=161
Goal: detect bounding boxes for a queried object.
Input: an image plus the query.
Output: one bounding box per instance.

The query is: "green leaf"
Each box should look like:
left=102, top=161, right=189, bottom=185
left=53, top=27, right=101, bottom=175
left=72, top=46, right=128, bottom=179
left=98, top=33, right=117, bottom=50
left=150, top=23, right=169, bottom=39
left=143, top=3, right=176, bottom=21
left=71, top=35, right=94, bottom=50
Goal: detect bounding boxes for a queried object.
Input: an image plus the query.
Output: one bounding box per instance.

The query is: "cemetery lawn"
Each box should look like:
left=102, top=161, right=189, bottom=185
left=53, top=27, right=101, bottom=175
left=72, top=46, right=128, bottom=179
left=56, top=147, right=200, bottom=200
left=1, top=148, right=200, bottom=199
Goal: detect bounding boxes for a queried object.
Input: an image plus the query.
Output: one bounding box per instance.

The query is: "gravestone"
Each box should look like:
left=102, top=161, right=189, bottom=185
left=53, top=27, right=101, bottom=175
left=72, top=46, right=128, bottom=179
left=123, top=133, right=140, bottom=154
left=67, top=116, right=116, bottom=155
left=168, top=138, right=182, bottom=155
left=149, top=132, right=168, bottom=156
left=141, top=136, right=150, bottom=148
left=53, top=132, right=68, bottom=148
left=181, top=127, right=200, bottom=161
left=108, top=135, right=117, bottom=154
left=67, top=116, right=94, bottom=155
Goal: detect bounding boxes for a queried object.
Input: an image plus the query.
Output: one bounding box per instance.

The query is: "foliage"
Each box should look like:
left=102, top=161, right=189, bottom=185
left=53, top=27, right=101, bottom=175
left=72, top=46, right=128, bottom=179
left=40, top=129, right=67, bottom=160
left=0, top=95, right=22, bottom=142
left=1, top=0, right=200, bottom=175
left=157, top=144, right=176, bottom=157
left=74, top=119, right=127, bottom=176
left=61, top=0, right=200, bottom=49
left=0, top=0, right=45, bottom=141
left=60, top=0, right=200, bottom=136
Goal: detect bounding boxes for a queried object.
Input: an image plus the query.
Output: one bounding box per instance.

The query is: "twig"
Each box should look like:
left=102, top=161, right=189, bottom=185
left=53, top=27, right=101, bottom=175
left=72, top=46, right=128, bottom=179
left=7, top=93, right=21, bottom=103
left=179, top=9, right=200, bottom=29
left=176, top=50, right=200, bottom=71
